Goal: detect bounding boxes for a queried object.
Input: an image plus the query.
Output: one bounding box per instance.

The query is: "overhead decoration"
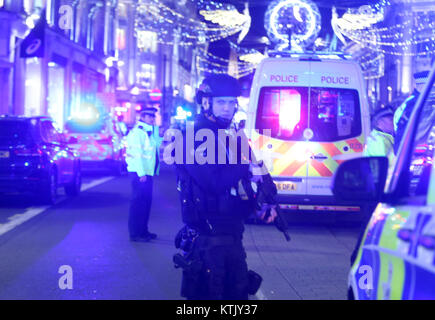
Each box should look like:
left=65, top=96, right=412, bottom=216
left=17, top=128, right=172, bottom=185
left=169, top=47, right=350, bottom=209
left=135, top=0, right=251, bottom=46
left=264, top=0, right=321, bottom=52
left=358, top=52, right=385, bottom=80
left=332, top=0, right=435, bottom=56
left=196, top=46, right=257, bottom=79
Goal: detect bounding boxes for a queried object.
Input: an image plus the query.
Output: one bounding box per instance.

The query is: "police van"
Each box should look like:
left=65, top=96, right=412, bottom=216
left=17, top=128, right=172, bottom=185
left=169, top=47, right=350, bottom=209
left=333, top=63, right=435, bottom=299
left=245, top=52, right=370, bottom=213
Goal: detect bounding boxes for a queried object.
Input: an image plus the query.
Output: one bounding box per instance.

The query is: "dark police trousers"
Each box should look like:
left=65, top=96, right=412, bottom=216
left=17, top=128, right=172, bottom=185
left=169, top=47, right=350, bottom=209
left=128, top=172, right=153, bottom=238
left=183, top=235, right=249, bottom=300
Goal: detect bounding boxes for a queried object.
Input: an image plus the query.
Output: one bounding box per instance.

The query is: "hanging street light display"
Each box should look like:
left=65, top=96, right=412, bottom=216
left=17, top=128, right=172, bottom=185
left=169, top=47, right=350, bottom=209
left=264, top=0, right=321, bottom=52
left=135, top=0, right=251, bottom=46
left=332, top=0, right=435, bottom=57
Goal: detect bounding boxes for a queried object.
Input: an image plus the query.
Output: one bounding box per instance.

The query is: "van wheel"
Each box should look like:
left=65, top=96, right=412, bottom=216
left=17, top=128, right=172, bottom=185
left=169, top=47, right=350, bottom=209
left=40, top=169, right=57, bottom=205
left=65, top=167, right=81, bottom=196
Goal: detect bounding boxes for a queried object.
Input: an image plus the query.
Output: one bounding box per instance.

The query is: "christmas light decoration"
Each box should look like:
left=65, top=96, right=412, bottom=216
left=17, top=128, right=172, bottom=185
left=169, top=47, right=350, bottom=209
left=196, top=46, right=257, bottom=79
left=239, top=52, right=266, bottom=65
left=332, top=1, right=435, bottom=56
left=135, top=0, right=251, bottom=46
left=264, top=0, right=321, bottom=51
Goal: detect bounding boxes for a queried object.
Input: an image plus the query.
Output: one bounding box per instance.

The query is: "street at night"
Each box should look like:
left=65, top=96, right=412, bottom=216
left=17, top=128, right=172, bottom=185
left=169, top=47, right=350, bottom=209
left=1, top=0, right=435, bottom=303
left=0, top=165, right=360, bottom=300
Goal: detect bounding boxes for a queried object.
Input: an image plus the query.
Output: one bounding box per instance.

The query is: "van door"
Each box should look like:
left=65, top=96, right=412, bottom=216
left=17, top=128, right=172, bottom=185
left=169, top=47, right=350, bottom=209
left=252, top=86, right=310, bottom=197
left=306, top=86, right=364, bottom=196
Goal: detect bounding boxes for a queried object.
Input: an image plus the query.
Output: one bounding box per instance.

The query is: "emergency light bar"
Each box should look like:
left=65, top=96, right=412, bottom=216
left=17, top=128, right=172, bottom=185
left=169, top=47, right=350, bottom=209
left=267, top=50, right=352, bottom=61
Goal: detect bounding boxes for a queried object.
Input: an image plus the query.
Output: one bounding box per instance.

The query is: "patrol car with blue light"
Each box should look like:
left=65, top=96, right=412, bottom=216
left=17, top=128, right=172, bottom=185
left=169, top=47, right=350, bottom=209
left=333, top=63, right=435, bottom=299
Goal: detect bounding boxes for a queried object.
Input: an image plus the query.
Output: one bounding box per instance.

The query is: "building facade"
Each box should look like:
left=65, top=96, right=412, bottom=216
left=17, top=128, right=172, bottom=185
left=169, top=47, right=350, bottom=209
left=0, top=0, right=119, bottom=129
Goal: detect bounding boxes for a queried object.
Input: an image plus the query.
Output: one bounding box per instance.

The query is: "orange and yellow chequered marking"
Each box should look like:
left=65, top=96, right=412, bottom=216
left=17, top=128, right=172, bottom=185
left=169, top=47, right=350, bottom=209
left=250, top=131, right=365, bottom=178
left=307, top=135, right=365, bottom=177
left=250, top=131, right=306, bottom=177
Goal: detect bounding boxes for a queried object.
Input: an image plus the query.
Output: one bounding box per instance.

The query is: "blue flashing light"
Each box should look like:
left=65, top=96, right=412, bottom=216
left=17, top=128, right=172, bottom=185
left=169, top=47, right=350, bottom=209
left=174, top=106, right=193, bottom=120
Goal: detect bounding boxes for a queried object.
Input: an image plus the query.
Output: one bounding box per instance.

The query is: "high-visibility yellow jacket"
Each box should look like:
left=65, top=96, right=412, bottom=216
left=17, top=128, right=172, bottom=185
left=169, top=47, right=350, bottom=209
left=364, top=128, right=395, bottom=166
left=126, top=121, right=163, bottom=177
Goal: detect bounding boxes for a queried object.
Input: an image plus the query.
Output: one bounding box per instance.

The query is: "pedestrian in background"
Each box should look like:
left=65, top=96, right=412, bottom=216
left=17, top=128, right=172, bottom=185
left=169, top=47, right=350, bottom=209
left=394, top=70, right=430, bottom=154
left=125, top=108, right=163, bottom=242
left=364, top=107, right=395, bottom=164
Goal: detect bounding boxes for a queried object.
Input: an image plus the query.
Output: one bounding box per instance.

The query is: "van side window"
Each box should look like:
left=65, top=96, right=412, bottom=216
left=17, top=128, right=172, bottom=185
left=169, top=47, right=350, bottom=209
left=256, top=87, right=361, bottom=142
left=407, top=82, right=435, bottom=197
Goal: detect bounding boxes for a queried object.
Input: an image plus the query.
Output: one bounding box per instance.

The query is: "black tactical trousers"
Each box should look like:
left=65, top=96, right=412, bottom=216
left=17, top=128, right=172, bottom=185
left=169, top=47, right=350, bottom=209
left=183, top=235, right=249, bottom=300
left=128, top=172, right=153, bottom=238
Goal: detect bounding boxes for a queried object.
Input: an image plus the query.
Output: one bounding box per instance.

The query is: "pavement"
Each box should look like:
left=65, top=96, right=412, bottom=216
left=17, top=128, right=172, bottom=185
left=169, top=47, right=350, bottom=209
left=0, top=164, right=361, bottom=300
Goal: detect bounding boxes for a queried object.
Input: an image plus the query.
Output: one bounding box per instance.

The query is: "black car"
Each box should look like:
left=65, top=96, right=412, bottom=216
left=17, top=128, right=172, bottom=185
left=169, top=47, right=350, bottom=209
left=0, top=116, right=81, bottom=204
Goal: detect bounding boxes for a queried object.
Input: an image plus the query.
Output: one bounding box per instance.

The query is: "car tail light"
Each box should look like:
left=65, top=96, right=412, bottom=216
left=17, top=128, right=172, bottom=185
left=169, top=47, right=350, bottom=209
left=97, top=136, right=113, bottom=144
left=14, top=147, right=43, bottom=156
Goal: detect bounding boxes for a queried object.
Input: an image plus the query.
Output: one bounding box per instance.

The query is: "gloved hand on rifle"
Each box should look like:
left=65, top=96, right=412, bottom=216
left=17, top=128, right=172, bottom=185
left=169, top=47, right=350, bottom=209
left=236, top=167, right=277, bottom=224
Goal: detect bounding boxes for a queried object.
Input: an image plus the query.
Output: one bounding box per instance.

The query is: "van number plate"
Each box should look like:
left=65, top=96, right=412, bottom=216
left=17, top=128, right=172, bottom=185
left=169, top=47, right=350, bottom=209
left=275, top=182, right=297, bottom=191
left=0, top=151, right=10, bottom=158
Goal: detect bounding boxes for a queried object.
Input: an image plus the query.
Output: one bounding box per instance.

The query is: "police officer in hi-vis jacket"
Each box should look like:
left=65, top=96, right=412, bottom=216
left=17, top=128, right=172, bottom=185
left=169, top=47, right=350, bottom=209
left=126, top=108, right=163, bottom=242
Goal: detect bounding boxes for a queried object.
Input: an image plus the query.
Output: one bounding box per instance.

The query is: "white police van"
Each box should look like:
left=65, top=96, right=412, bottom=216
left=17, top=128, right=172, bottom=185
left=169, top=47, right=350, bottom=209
left=245, top=52, right=370, bottom=213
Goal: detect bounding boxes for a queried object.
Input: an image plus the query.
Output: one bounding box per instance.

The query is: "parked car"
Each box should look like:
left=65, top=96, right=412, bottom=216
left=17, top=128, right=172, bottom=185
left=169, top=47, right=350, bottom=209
left=63, top=114, right=126, bottom=174
left=333, top=63, right=435, bottom=299
left=0, top=116, right=81, bottom=204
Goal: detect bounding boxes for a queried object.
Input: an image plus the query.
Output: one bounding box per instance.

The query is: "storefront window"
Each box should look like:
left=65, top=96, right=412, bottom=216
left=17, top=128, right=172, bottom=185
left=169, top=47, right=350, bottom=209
left=47, top=61, right=65, bottom=127
left=137, top=31, right=157, bottom=53
left=24, top=58, right=42, bottom=117
left=69, top=71, right=82, bottom=120
left=137, top=63, right=156, bottom=88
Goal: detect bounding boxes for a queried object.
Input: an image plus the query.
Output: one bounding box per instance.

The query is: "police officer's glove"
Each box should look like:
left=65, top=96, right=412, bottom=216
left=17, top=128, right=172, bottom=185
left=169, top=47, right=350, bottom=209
left=250, top=161, right=268, bottom=177
left=174, top=226, right=187, bottom=249
left=257, top=205, right=278, bottom=224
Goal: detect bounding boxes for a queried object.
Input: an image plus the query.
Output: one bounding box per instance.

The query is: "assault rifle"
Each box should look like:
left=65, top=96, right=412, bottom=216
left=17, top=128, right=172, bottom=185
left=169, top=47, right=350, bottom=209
left=254, top=169, right=291, bottom=242
left=237, top=130, right=291, bottom=242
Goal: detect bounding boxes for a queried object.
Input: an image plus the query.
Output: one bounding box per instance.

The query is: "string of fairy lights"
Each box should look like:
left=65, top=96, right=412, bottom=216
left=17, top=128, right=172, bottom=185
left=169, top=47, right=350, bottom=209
left=334, top=1, right=435, bottom=57
left=133, top=0, right=433, bottom=80
left=135, top=0, right=250, bottom=47
left=196, top=46, right=258, bottom=79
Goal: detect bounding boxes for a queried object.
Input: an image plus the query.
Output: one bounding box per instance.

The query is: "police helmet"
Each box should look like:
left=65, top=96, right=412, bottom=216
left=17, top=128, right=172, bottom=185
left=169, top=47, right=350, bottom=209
left=196, top=74, right=241, bottom=128
left=196, top=74, right=241, bottom=105
left=372, top=106, right=394, bottom=124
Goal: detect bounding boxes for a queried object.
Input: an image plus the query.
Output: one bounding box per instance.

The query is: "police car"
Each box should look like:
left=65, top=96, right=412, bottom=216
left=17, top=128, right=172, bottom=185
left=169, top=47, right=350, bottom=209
left=245, top=52, right=370, bottom=214
left=64, top=114, right=126, bottom=174
left=333, top=63, right=435, bottom=299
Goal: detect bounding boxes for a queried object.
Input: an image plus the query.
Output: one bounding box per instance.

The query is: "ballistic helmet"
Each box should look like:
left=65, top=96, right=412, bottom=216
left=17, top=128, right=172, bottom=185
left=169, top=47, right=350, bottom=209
left=372, top=106, right=394, bottom=124
left=196, top=74, right=241, bottom=105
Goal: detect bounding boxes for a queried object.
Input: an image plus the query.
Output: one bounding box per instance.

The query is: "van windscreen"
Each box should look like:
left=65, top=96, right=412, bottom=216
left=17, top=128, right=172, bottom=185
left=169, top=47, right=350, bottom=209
left=256, top=86, right=361, bottom=142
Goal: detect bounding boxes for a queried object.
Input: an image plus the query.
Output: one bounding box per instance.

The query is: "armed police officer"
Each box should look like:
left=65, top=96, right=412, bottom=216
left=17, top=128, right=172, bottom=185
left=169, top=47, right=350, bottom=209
left=173, top=74, right=274, bottom=300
